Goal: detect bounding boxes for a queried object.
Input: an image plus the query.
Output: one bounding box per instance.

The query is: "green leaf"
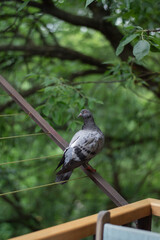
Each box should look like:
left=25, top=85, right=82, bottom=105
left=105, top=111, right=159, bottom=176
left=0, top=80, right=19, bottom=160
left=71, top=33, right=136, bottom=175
left=148, top=36, right=160, bottom=52
left=116, top=45, right=125, bottom=56
left=85, top=0, right=95, bottom=8
left=116, top=34, right=139, bottom=56
left=17, top=0, right=30, bottom=12
left=133, top=40, right=150, bottom=61
left=42, top=107, right=50, bottom=116
left=150, top=42, right=160, bottom=52
left=122, top=34, right=139, bottom=46
left=69, top=121, right=77, bottom=131
left=35, top=125, right=41, bottom=133
left=125, top=26, right=136, bottom=31
left=44, top=77, right=59, bottom=86
left=24, top=73, right=38, bottom=80
left=136, top=26, right=143, bottom=30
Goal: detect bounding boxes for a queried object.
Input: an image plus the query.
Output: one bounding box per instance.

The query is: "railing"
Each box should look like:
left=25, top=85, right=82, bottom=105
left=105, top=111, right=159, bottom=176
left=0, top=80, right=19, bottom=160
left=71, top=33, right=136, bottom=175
left=9, top=198, right=160, bottom=240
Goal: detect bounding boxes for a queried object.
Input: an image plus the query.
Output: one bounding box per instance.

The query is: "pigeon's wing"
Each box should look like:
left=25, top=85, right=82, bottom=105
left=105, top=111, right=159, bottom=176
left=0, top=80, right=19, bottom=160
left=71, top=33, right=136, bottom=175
left=70, top=130, right=104, bottom=156
left=69, top=130, right=82, bottom=146
left=56, top=158, right=82, bottom=175
left=57, top=131, right=104, bottom=175
left=56, top=146, right=81, bottom=175
left=55, top=131, right=83, bottom=171
left=55, top=154, right=65, bottom=171
left=55, top=132, right=82, bottom=173
left=55, top=147, right=69, bottom=170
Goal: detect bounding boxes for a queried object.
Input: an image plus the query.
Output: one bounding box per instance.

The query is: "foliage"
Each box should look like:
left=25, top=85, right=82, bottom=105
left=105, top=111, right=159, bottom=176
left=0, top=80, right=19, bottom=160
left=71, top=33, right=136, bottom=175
left=0, top=0, right=160, bottom=239
left=116, top=27, right=160, bottom=60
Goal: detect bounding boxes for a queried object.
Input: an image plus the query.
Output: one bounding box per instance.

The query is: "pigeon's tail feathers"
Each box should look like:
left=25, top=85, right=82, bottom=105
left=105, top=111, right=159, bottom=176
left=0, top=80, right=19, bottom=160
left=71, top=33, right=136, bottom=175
left=55, top=171, right=72, bottom=184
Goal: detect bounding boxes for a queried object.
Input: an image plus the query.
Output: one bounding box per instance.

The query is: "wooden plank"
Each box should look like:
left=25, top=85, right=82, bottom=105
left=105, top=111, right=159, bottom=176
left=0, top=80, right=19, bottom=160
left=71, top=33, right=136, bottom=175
left=10, top=214, right=97, bottom=240
left=0, top=75, right=128, bottom=207
left=109, top=198, right=151, bottom=225
left=9, top=199, right=152, bottom=240
left=150, top=198, right=160, bottom=217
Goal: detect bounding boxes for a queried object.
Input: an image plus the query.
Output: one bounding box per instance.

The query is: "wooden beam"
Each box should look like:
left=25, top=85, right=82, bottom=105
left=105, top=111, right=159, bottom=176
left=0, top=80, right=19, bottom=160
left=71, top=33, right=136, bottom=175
left=9, top=198, right=154, bottom=240
left=109, top=198, right=151, bottom=225
left=0, top=75, right=128, bottom=207
left=10, top=214, right=98, bottom=240
left=150, top=198, right=160, bottom=217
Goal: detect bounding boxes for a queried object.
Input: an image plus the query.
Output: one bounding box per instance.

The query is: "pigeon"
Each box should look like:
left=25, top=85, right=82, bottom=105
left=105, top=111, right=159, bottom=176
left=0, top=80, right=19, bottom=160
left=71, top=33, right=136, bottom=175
left=55, top=109, right=104, bottom=184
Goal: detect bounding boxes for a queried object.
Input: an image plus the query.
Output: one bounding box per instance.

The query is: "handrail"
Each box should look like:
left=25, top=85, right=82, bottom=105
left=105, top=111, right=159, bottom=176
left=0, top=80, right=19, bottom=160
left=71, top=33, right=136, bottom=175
left=150, top=198, right=160, bottom=216
left=9, top=198, right=160, bottom=240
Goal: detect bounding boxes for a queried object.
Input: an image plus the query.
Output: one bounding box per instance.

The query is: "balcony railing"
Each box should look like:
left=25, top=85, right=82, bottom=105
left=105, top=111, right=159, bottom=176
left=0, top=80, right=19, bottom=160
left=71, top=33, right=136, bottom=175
left=10, top=198, right=160, bottom=240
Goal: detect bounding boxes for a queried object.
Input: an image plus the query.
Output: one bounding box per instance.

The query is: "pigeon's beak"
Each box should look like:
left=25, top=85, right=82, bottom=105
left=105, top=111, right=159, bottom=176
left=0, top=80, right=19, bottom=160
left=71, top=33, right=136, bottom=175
left=78, top=113, right=82, bottom=118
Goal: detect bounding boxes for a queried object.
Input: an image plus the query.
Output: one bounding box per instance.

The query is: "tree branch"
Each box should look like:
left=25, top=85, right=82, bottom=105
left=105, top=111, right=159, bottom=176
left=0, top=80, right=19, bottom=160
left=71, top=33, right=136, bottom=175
left=0, top=44, right=105, bottom=68
left=0, top=84, right=41, bottom=112
left=69, top=68, right=107, bottom=81
left=25, top=0, right=132, bottom=60
left=72, top=79, right=126, bottom=85
left=26, top=0, right=100, bottom=30
left=1, top=1, right=160, bottom=98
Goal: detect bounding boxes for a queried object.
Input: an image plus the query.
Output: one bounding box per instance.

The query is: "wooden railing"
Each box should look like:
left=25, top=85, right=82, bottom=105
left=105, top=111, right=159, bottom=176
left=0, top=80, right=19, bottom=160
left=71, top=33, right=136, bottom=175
left=10, top=198, right=160, bottom=240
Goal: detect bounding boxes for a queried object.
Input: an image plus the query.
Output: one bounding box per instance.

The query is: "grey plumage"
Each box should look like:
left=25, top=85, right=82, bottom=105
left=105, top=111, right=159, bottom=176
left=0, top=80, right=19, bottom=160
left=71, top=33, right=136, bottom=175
left=55, top=109, right=104, bottom=184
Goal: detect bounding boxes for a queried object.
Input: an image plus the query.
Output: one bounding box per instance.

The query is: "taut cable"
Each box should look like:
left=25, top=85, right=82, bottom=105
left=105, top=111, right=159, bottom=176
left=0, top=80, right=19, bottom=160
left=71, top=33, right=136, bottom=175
left=0, top=132, right=50, bottom=140
left=0, top=176, right=88, bottom=197
left=0, top=154, right=62, bottom=166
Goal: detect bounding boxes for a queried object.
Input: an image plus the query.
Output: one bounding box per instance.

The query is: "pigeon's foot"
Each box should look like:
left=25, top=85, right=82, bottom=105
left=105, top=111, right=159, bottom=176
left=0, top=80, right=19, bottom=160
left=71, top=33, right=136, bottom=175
left=85, top=165, right=96, bottom=173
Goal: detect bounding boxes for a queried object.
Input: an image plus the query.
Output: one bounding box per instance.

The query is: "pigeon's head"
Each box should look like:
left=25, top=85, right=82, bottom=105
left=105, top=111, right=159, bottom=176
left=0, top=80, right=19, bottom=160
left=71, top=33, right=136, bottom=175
left=78, top=109, right=92, bottom=119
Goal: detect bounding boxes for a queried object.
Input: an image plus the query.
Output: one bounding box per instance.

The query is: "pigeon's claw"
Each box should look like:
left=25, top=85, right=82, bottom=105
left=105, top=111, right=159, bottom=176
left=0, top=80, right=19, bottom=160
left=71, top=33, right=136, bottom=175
left=85, top=164, right=96, bottom=173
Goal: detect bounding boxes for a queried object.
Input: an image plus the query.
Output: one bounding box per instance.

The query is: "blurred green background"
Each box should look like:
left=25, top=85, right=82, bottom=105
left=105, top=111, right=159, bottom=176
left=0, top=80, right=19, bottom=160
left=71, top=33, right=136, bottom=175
left=0, top=0, right=160, bottom=239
